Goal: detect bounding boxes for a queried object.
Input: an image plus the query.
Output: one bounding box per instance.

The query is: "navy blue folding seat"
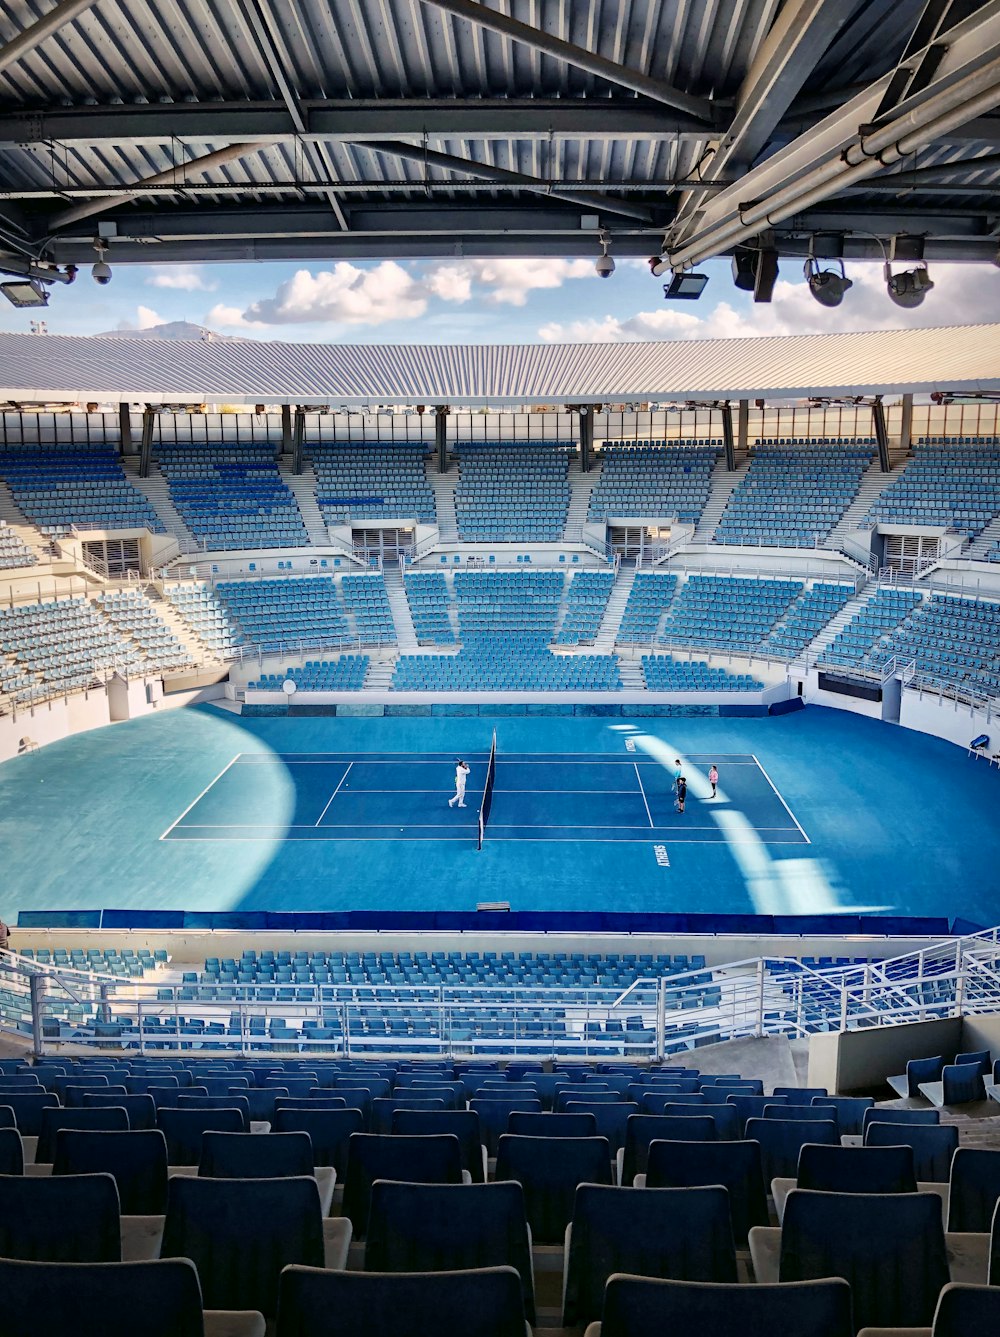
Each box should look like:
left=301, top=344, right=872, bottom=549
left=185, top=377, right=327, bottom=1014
left=745, top=1117, right=838, bottom=1183
left=494, top=1134, right=612, bottom=1244
left=554, top=1088, right=618, bottom=1112
left=0, top=1126, right=24, bottom=1175
left=773, top=1086, right=828, bottom=1106
left=398, top=1082, right=463, bottom=1108
left=776, top=1190, right=948, bottom=1331
left=704, top=1078, right=764, bottom=1095
left=198, top=1130, right=314, bottom=1179
left=620, top=1114, right=711, bottom=1186
left=52, top=1130, right=168, bottom=1214
left=175, top=1094, right=251, bottom=1129
left=342, top=1133, right=464, bottom=1237
left=796, top=1142, right=917, bottom=1195
left=126, top=1076, right=179, bottom=1097
left=727, top=1093, right=787, bottom=1134
left=156, top=1106, right=244, bottom=1166
left=391, top=1109, right=485, bottom=1183
left=955, top=1050, right=991, bottom=1075
left=320, top=1086, right=373, bottom=1121
left=563, top=1184, right=737, bottom=1328
left=861, top=1106, right=939, bottom=1133
left=660, top=1102, right=739, bottom=1140
left=889, top=1054, right=943, bottom=1098
left=274, top=1095, right=348, bottom=1113
left=63, top=1083, right=127, bottom=1108
left=640, top=1092, right=704, bottom=1114
left=371, top=1096, right=445, bottom=1135
left=507, top=1111, right=596, bottom=1139
left=0, top=1257, right=237, bottom=1337
left=596, top=1275, right=852, bottom=1337
left=51, top=1075, right=110, bottom=1102
left=811, top=1096, right=874, bottom=1136
left=83, top=1093, right=157, bottom=1130
left=276, top=1264, right=527, bottom=1337
left=161, top=1175, right=325, bottom=1321
left=469, top=1097, right=541, bottom=1157
left=564, top=1101, right=637, bottom=1155
left=765, top=1104, right=840, bottom=1132
left=644, top=1138, right=768, bottom=1242
left=272, top=1107, right=363, bottom=1176
left=35, top=1107, right=129, bottom=1164
left=864, top=1121, right=958, bottom=1182
left=0, top=1173, right=120, bottom=1261
left=932, top=1284, right=1000, bottom=1337
left=334, top=1075, right=391, bottom=1099
left=947, top=1148, right=1000, bottom=1231
left=934, top=1063, right=986, bottom=1104
left=365, top=1180, right=534, bottom=1321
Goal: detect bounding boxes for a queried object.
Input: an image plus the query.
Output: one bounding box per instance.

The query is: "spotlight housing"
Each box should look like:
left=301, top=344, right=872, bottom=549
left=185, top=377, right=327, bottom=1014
left=663, top=271, right=709, bottom=300
left=884, top=261, right=933, bottom=308
left=731, top=247, right=756, bottom=292
left=0, top=279, right=49, bottom=308
left=805, top=256, right=853, bottom=308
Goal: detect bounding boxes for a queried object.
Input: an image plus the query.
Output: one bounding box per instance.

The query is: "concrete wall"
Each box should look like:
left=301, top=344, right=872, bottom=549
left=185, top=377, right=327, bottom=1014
left=808, top=1016, right=963, bottom=1093
left=900, top=689, right=993, bottom=752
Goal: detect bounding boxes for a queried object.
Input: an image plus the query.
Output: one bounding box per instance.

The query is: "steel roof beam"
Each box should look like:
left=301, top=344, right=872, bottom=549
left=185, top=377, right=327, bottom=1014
left=0, top=0, right=96, bottom=77
left=417, top=0, right=716, bottom=123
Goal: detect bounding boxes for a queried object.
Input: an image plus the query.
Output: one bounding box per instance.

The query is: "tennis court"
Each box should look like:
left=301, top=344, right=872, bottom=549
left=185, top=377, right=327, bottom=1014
left=162, top=746, right=808, bottom=846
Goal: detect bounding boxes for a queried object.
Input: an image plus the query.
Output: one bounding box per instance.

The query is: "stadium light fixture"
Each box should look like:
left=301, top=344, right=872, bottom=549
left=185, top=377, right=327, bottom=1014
left=804, top=256, right=853, bottom=308
left=731, top=247, right=756, bottom=292
left=663, top=271, right=709, bottom=300
left=595, top=231, right=615, bottom=279
left=0, top=278, right=49, bottom=308
left=884, top=260, right=933, bottom=308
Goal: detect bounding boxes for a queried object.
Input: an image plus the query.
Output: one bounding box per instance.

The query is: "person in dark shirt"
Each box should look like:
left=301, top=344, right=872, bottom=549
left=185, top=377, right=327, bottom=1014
left=676, top=776, right=687, bottom=814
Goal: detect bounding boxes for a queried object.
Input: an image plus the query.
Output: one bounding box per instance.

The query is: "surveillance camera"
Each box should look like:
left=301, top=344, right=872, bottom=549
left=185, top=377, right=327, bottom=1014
left=884, top=262, right=933, bottom=309
left=595, top=254, right=615, bottom=279
left=92, top=260, right=112, bottom=285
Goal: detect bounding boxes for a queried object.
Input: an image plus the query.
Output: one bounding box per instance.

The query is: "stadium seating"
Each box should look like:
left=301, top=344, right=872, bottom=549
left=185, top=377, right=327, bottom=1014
left=310, top=440, right=435, bottom=526
left=641, top=654, right=763, bottom=691
left=716, top=445, right=873, bottom=546
left=820, top=586, right=924, bottom=671
left=759, top=581, right=855, bottom=658
left=248, top=655, right=369, bottom=691
left=0, top=598, right=148, bottom=703
left=589, top=441, right=720, bottom=523
left=403, top=570, right=456, bottom=644
left=659, top=574, right=803, bottom=653
left=92, top=590, right=194, bottom=672
left=454, top=442, right=572, bottom=541
left=157, top=443, right=308, bottom=549
left=863, top=591, right=1000, bottom=702
left=617, top=573, right=679, bottom=643
left=0, top=444, right=164, bottom=536
left=866, top=440, right=1000, bottom=537
left=595, top=1275, right=853, bottom=1337
left=0, top=523, right=36, bottom=569
left=556, top=569, right=615, bottom=644
left=213, top=577, right=353, bottom=653
left=162, top=582, right=244, bottom=657
left=339, top=573, right=397, bottom=644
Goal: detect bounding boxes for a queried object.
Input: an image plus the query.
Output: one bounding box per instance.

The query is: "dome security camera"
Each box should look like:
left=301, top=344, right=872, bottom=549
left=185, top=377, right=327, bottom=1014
left=595, top=253, right=615, bottom=279
left=92, top=260, right=112, bottom=285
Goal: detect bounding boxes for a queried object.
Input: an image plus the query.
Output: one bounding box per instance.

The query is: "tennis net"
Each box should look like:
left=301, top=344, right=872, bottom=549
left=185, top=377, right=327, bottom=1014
left=477, top=729, right=498, bottom=851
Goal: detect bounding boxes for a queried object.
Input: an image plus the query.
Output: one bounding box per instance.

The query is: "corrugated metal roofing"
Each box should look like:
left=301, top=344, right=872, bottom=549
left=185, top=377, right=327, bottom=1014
left=1, top=324, right=997, bottom=405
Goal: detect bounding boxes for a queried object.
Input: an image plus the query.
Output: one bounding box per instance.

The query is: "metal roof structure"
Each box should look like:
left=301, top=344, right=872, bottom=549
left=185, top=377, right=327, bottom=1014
left=2, top=323, right=998, bottom=405
left=0, top=0, right=999, bottom=284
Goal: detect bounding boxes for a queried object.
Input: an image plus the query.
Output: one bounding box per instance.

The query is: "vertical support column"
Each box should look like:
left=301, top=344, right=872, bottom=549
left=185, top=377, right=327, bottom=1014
left=118, top=403, right=133, bottom=456
left=281, top=404, right=293, bottom=458
left=722, top=405, right=736, bottom=472
left=736, top=399, right=749, bottom=462
left=292, top=407, right=305, bottom=475
left=435, top=405, right=449, bottom=473
left=899, top=392, right=913, bottom=453
left=29, top=974, right=44, bottom=1058
left=578, top=405, right=594, bottom=472
left=872, top=397, right=891, bottom=472
left=139, top=405, right=154, bottom=478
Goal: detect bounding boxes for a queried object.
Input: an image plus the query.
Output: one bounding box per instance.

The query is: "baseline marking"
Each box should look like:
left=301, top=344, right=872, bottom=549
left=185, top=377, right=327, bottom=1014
left=750, top=753, right=811, bottom=844
left=633, top=762, right=654, bottom=828
left=160, top=754, right=242, bottom=840
left=314, top=762, right=354, bottom=827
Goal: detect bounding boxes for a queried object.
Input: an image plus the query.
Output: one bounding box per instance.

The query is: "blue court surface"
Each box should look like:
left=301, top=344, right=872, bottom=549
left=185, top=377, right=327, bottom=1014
left=1, top=702, right=998, bottom=923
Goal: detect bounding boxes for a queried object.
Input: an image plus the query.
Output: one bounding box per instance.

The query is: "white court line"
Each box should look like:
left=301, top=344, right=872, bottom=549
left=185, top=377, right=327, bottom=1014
left=170, top=821, right=800, bottom=832
left=751, top=753, right=811, bottom=845
left=165, top=833, right=807, bottom=845
left=314, top=762, right=354, bottom=826
left=633, top=763, right=654, bottom=828
left=159, top=754, right=242, bottom=840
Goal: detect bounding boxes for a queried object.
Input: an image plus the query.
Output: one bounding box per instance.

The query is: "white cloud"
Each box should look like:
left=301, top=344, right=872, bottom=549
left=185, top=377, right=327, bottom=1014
left=242, top=261, right=427, bottom=327
left=538, top=262, right=1000, bottom=343
left=146, top=265, right=217, bottom=292
left=205, top=303, right=267, bottom=330
left=131, top=305, right=163, bottom=330
left=463, top=257, right=595, bottom=306
left=424, top=263, right=473, bottom=304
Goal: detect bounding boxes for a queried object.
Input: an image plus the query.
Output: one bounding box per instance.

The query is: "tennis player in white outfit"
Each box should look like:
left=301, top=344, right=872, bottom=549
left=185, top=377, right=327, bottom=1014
left=448, top=759, right=470, bottom=808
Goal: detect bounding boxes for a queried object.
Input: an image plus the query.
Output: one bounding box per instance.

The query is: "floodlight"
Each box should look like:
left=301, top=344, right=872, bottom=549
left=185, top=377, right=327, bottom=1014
left=731, top=247, right=756, bottom=291
left=805, top=257, right=853, bottom=308
left=663, top=271, right=708, bottom=300
left=885, top=261, right=934, bottom=308
left=0, top=279, right=49, bottom=308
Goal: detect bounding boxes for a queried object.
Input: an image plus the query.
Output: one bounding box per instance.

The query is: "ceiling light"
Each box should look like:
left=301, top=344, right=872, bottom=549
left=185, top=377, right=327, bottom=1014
left=805, top=256, right=853, bottom=308
left=884, top=261, right=934, bottom=308
left=0, top=279, right=49, bottom=308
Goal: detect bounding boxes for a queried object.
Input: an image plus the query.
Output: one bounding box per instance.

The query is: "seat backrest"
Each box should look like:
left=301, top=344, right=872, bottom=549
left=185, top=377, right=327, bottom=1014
left=765, top=1104, right=838, bottom=1130
left=864, top=1122, right=959, bottom=1182
left=156, top=1107, right=245, bottom=1166
left=161, top=1174, right=324, bottom=1319
left=941, top=1063, right=985, bottom=1104
left=726, top=1093, right=787, bottom=1134
left=4, top=1091, right=59, bottom=1137
left=175, top=1095, right=250, bottom=1129
left=780, top=1189, right=948, bottom=1330
left=469, top=1097, right=541, bottom=1156
left=64, top=1084, right=127, bottom=1108
left=0, top=1125, right=23, bottom=1175
left=126, top=1076, right=179, bottom=1096
left=563, top=1183, right=737, bottom=1327
left=276, top=1263, right=527, bottom=1337
left=645, top=1138, right=768, bottom=1241
left=797, top=1143, right=917, bottom=1195
left=36, top=1107, right=130, bottom=1165
left=744, top=1118, right=838, bottom=1183
left=933, top=1283, right=1000, bottom=1337
left=621, top=1114, right=713, bottom=1186
left=554, top=1088, right=618, bottom=1112
left=0, top=1172, right=121, bottom=1262
left=661, top=1103, right=740, bottom=1140
left=494, top=1134, right=612, bottom=1244
left=342, top=1133, right=464, bottom=1237
left=199, top=1131, right=314, bottom=1178
left=597, top=1275, right=853, bottom=1337
left=905, top=1055, right=944, bottom=1096
left=83, top=1094, right=157, bottom=1131
left=0, top=1256, right=210, bottom=1337
left=955, top=1050, right=991, bottom=1075
left=506, top=1111, right=596, bottom=1139
left=365, top=1180, right=534, bottom=1322
left=810, top=1097, right=874, bottom=1137
left=772, top=1087, right=829, bottom=1106
left=371, top=1097, right=445, bottom=1135
left=271, top=1107, right=364, bottom=1175
left=52, top=1130, right=168, bottom=1215
left=947, top=1148, right=1000, bottom=1231
left=861, top=1106, right=939, bottom=1133
left=564, top=1101, right=637, bottom=1154
left=390, top=1109, right=485, bottom=1183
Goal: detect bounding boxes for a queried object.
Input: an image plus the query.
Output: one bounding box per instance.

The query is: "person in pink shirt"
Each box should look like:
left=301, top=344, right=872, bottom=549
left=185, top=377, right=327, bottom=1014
left=708, top=764, right=719, bottom=798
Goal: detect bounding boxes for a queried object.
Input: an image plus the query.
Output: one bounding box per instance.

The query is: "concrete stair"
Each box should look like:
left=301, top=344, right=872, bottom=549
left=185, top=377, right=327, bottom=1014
left=826, top=456, right=910, bottom=550
left=593, top=565, right=637, bottom=651
left=793, top=579, right=877, bottom=669
left=617, top=657, right=645, bottom=689
left=428, top=462, right=459, bottom=541
left=564, top=460, right=600, bottom=542
left=279, top=461, right=327, bottom=545
left=124, top=459, right=200, bottom=553
left=143, top=584, right=222, bottom=664
left=968, top=512, right=1000, bottom=561
left=381, top=565, right=419, bottom=652
left=364, top=656, right=396, bottom=690
left=693, top=458, right=749, bottom=541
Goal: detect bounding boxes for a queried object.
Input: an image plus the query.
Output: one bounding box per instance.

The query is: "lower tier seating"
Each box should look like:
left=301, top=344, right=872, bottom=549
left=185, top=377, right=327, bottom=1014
left=248, top=656, right=369, bottom=691
left=641, top=655, right=763, bottom=691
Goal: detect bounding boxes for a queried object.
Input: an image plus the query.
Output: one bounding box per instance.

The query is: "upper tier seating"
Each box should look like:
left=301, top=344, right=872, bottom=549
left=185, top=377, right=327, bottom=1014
left=0, top=598, right=147, bottom=702
left=0, top=523, right=36, bottom=569
left=310, top=441, right=436, bottom=525
left=156, top=444, right=308, bottom=550
left=248, top=655, right=369, bottom=691
left=641, top=655, right=763, bottom=691
left=716, top=444, right=873, bottom=547
left=212, top=576, right=380, bottom=653
left=589, top=442, right=720, bottom=524
left=163, top=583, right=244, bottom=657
left=821, top=587, right=923, bottom=670
left=0, top=445, right=164, bottom=537
left=454, top=442, right=572, bottom=541
left=92, top=590, right=194, bottom=672
left=659, top=575, right=802, bottom=653
left=865, top=440, right=1000, bottom=537
left=617, top=573, right=678, bottom=643
left=556, top=570, right=615, bottom=645
left=339, top=574, right=397, bottom=644
left=865, top=592, right=1000, bottom=701
left=403, top=571, right=455, bottom=644
left=758, top=582, right=855, bottom=659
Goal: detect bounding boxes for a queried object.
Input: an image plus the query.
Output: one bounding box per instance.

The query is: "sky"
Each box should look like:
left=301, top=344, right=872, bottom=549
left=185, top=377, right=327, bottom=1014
left=3, top=251, right=1000, bottom=344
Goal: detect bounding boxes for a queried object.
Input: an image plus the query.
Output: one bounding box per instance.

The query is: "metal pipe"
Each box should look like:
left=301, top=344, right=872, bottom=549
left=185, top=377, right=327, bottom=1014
left=0, top=0, right=95, bottom=77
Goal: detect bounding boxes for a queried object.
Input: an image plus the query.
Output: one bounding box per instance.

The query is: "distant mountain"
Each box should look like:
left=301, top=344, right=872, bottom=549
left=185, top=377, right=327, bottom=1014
left=91, top=320, right=241, bottom=341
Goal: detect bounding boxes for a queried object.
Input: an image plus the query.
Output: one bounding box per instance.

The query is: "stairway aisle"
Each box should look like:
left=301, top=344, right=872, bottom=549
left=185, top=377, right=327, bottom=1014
left=564, top=459, right=599, bottom=542
left=381, top=565, right=419, bottom=651
left=693, top=458, right=749, bottom=541
left=279, top=462, right=327, bottom=545
left=592, top=565, right=636, bottom=652
left=826, top=456, right=909, bottom=550
left=968, top=511, right=1000, bottom=561
left=124, top=459, right=199, bottom=553
left=144, top=585, right=223, bottom=664
left=428, top=462, right=459, bottom=541
left=793, top=579, right=877, bottom=668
